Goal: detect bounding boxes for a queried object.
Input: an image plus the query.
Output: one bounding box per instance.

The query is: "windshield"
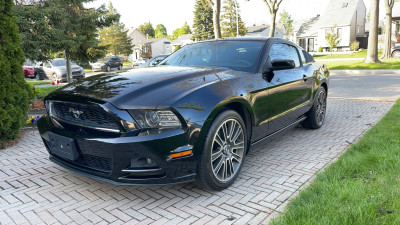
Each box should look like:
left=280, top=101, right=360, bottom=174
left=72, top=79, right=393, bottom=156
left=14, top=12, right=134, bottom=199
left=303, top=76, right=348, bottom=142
left=161, top=41, right=265, bottom=72
left=51, top=59, right=77, bottom=67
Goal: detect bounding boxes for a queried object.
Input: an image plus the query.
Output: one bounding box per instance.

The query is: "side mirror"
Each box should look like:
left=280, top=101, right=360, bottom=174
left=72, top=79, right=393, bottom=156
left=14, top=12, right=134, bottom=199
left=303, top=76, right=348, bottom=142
left=153, top=60, right=162, bottom=65
left=271, top=59, right=295, bottom=71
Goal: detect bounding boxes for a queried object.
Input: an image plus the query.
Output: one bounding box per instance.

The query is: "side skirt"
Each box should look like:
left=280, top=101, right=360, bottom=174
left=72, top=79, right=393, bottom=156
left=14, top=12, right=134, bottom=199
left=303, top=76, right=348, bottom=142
left=251, top=116, right=307, bottom=147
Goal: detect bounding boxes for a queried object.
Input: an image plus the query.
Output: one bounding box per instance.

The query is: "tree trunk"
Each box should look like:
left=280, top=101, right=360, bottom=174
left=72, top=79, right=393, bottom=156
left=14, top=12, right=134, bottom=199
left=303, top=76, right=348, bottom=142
left=213, top=0, right=222, bottom=39
left=364, top=0, right=380, bottom=63
left=380, top=0, right=394, bottom=59
left=65, top=50, right=72, bottom=83
left=269, top=11, right=277, bottom=37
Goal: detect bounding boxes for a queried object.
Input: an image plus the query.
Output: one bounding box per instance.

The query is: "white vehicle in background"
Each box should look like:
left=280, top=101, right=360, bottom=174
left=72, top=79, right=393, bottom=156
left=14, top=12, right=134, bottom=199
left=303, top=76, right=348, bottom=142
left=131, top=58, right=149, bottom=67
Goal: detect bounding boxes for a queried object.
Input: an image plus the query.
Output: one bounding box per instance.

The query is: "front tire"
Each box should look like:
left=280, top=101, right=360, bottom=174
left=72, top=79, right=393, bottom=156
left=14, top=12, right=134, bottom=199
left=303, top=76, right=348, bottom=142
left=106, top=66, right=111, bottom=72
left=118, top=64, right=122, bottom=70
left=302, top=86, right=327, bottom=129
left=196, top=110, right=247, bottom=191
left=392, top=50, right=400, bottom=58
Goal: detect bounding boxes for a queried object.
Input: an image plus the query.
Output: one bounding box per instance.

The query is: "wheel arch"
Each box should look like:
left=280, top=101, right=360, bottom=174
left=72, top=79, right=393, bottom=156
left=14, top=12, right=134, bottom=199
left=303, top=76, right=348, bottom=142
left=194, top=98, right=255, bottom=156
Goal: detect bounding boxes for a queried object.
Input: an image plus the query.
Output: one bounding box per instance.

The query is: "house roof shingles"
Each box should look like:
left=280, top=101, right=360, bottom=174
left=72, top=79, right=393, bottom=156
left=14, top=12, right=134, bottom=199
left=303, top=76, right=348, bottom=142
left=296, top=15, right=321, bottom=38
left=318, top=0, right=360, bottom=28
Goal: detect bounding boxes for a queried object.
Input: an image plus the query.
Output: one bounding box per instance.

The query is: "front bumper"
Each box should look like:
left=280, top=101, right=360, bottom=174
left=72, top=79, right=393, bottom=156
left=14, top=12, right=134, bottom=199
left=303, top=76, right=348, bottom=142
left=61, top=73, right=85, bottom=82
left=37, top=115, right=197, bottom=185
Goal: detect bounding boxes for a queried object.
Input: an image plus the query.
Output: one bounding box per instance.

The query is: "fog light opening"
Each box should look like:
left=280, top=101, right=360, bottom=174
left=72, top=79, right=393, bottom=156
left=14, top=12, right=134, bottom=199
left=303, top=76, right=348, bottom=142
left=130, top=157, right=157, bottom=169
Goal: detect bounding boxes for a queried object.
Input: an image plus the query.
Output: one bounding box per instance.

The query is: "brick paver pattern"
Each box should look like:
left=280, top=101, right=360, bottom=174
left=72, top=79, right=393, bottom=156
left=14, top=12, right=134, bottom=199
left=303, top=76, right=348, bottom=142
left=0, top=99, right=394, bottom=225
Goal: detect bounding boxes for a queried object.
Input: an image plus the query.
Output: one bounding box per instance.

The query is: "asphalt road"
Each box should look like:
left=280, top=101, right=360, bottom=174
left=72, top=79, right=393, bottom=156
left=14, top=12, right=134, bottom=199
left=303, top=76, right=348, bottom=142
left=329, top=72, right=400, bottom=102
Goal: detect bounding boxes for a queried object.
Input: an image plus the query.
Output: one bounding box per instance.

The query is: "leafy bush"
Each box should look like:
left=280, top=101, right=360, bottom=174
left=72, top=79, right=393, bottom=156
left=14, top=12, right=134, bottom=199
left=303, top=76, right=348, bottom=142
left=174, top=45, right=181, bottom=52
left=318, top=46, right=323, bottom=52
left=0, top=0, right=33, bottom=145
left=350, top=40, right=360, bottom=51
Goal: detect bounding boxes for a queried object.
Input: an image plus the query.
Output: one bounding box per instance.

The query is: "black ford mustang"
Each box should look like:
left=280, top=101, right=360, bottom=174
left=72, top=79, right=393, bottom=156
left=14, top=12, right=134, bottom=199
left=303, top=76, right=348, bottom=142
left=38, top=38, right=329, bottom=190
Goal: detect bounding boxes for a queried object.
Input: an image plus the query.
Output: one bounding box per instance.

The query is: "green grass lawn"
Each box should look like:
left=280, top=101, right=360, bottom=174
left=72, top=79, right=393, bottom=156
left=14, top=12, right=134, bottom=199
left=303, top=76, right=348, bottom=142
left=123, top=61, right=131, bottom=67
left=271, top=99, right=400, bottom=225
left=324, top=58, right=400, bottom=70
left=35, top=86, right=60, bottom=101
left=26, top=80, right=52, bottom=85
left=314, top=50, right=383, bottom=59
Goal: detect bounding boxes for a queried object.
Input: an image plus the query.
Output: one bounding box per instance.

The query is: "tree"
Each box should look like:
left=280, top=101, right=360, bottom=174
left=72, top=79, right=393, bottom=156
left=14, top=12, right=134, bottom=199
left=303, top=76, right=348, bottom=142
left=325, top=26, right=341, bottom=57
left=172, top=22, right=192, bottom=38
left=278, top=10, right=293, bottom=40
left=15, top=0, right=118, bottom=83
left=221, top=0, right=247, bottom=37
left=192, top=0, right=215, bottom=41
left=380, top=0, right=396, bottom=59
left=365, top=0, right=380, bottom=63
left=99, top=3, right=133, bottom=56
left=155, top=24, right=167, bottom=38
left=0, top=0, right=33, bottom=146
left=138, top=22, right=155, bottom=38
left=202, top=0, right=222, bottom=39
left=261, top=0, right=283, bottom=37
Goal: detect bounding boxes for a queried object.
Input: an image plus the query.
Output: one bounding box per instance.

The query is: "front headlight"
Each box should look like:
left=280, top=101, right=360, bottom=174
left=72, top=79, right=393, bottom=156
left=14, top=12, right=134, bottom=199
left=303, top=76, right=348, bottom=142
left=128, top=109, right=181, bottom=129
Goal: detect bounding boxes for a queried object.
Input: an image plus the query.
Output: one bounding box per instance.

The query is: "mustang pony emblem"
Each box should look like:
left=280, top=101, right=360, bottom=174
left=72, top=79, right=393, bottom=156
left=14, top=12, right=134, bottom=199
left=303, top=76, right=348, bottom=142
left=69, top=108, right=83, bottom=118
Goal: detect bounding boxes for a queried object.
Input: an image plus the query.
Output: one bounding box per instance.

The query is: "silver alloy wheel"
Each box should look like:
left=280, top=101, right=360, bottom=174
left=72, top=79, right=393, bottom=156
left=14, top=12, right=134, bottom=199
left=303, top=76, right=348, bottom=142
left=315, top=89, right=327, bottom=126
left=211, top=118, right=245, bottom=182
left=392, top=50, right=400, bottom=58
left=107, top=66, right=111, bottom=72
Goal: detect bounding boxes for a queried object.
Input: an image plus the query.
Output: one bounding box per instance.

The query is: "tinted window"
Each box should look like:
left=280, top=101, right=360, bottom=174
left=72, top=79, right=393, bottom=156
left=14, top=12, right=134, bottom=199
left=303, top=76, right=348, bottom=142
left=51, top=60, right=76, bottom=67
left=268, top=43, right=301, bottom=67
left=161, top=41, right=265, bottom=73
left=302, top=50, right=315, bottom=63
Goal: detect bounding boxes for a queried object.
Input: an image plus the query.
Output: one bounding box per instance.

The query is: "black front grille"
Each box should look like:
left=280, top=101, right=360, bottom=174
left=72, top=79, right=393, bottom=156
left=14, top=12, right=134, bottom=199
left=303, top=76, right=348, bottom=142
left=52, top=102, right=120, bottom=131
left=75, top=154, right=112, bottom=173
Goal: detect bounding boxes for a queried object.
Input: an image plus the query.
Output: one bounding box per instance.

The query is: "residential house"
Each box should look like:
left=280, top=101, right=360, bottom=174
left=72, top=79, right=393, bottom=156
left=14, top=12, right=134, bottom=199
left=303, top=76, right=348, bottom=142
left=137, top=38, right=173, bottom=59
left=297, top=0, right=367, bottom=52
left=171, top=34, right=194, bottom=50
left=127, top=29, right=147, bottom=61
left=392, top=2, right=400, bottom=42
left=245, top=24, right=284, bottom=38
left=296, top=15, right=321, bottom=52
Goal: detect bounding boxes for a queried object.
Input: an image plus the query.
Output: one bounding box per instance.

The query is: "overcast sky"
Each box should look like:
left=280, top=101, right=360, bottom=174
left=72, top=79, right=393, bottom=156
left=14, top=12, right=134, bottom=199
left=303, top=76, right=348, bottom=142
left=85, top=0, right=385, bottom=35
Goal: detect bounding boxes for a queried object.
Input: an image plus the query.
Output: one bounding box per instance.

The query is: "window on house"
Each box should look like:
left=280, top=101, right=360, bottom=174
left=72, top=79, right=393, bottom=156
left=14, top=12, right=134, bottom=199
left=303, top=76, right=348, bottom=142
left=337, top=28, right=342, bottom=38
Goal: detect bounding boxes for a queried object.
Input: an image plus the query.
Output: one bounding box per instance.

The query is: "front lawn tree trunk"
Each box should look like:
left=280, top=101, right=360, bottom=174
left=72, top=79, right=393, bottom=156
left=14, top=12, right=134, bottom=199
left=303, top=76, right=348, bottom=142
left=262, top=0, right=283, bottom=38
left=65, top=50, right=72, bottom=83
left=380, top=0, right=395, bottom=59
left=269, top=12, right=277, bottom=37
left=213, top=0, right=222, bottom=39
left=364, top=0, right=380, bottom=63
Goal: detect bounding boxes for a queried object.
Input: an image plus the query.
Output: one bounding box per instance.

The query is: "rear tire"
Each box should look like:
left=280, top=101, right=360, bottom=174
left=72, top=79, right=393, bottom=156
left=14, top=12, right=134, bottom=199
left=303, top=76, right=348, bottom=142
left=196, top=110, right=247, bottom=191
left=392, top=50, right=400, bottom=58
left=302, top=86, right=327, bottom=129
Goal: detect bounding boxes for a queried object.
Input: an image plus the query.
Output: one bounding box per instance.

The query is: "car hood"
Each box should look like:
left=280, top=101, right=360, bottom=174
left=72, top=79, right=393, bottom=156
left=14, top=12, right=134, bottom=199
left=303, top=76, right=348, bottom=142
left=49, top=66, right=240, bottom=109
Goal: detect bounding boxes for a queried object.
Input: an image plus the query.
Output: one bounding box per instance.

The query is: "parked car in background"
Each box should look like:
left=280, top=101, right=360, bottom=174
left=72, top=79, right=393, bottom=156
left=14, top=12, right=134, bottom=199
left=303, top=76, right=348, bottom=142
left=131, top=58, right=149, bottom=67
left=41, top=58, right=85, bottom=83
left=23, top=60, right=46, bottom=80
left=23, top=66, right=35, bottom=79
left=392, top=46, right=400, bottom=58
left=38, top=38, right=329, bottom=191
left=139, top=54, right=169, bottom=68
left=91, top=56, right=123, bottom=72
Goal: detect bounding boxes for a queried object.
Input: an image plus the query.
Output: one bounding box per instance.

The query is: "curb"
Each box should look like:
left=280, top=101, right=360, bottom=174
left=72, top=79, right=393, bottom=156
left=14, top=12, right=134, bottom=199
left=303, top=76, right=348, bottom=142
left=330, top=69, right=400, bottom=75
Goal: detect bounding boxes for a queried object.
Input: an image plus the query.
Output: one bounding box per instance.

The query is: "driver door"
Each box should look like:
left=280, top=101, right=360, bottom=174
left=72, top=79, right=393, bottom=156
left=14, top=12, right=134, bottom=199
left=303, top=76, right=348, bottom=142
left=266, top=43, right=312, bottom=133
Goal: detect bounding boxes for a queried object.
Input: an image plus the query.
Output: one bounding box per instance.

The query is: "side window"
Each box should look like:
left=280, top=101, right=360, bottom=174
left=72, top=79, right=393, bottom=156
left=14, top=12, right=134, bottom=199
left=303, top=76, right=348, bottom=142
left=44, top=62, right=51, bottom=68
left=268, top=43, right=301, bottom=67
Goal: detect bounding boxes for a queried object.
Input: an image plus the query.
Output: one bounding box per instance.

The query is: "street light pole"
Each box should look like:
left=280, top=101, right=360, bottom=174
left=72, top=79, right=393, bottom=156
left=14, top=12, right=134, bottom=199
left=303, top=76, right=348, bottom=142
left=233, top=0, right=239, bottom=37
